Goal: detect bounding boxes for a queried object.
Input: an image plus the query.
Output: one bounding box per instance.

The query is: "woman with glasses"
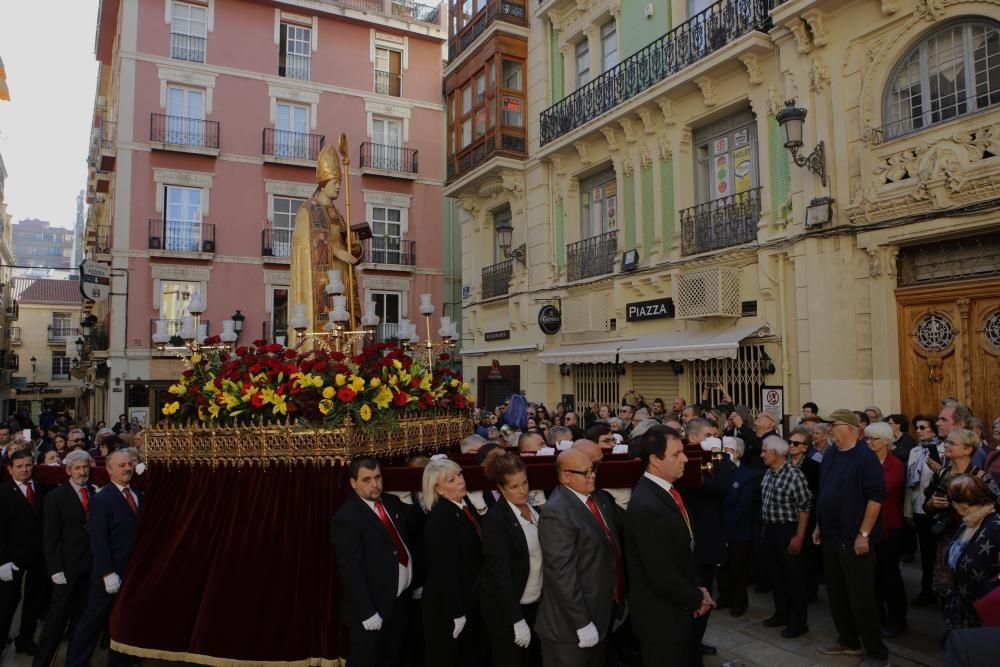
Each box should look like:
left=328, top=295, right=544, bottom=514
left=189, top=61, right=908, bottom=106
left=904, top=414, right=945, bottom=606
left=787, top=427, right=822, bottom=603
left=942, top=474, right=1000, bottom=632
left=923, top=429, right=1000, bottom=600
left=479, top=450, right=543, bottom=667
left=865, top=422, right=908, bottom=637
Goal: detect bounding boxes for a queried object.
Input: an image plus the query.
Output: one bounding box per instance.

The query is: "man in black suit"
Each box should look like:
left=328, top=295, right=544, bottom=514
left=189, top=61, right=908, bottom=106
left=626, top=427, right=714, bottom=667
left=332, top=457, right=417, bottom=667
left=65, top=449, right=141, bottom=667
left=0, top=449, right=51, bottom=655
left=34, top=450, right=96, bottom=667
left=535, top=448, right=623, bottom=667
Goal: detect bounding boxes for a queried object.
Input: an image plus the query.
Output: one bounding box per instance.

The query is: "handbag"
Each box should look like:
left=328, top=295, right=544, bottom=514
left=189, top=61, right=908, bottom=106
left=974, top=583, right=1000, bottom=626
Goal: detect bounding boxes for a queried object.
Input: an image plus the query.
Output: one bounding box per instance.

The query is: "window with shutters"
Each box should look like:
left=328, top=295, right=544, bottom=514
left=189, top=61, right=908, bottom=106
left=375, top=47, right=403, bottom=97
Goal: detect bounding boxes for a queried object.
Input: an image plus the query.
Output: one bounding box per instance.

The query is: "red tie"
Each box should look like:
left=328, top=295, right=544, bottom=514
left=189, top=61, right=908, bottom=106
left=122, top=488, right=138, bottom=515
left=24, top=483, right=36, bottom=511
left=374, top=499, right=409, bottom=567
left=461, top=504, right=481, bottom=539
left=586, top=496, right=623, bottom=605
left=669, top=487, right=690, bottom=522
left=80, top=487, right=89, bottom=515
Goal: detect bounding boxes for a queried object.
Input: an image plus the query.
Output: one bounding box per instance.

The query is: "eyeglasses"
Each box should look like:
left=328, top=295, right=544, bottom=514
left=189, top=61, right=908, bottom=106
left=565, top=464, right=599, bottom=478
left=915, top=425, right=931, bottom=431
left=789, top=440, right=808, bottom=446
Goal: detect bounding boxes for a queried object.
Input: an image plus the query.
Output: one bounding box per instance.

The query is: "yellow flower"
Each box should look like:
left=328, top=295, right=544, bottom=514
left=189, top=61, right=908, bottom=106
left=460, top=383, right=469, bottom=392
left=420, top=374, right=433, bottom=391
left=312, top=375, right=324, bottom=388
left=198, top=406, right=207, bottom=421
left=208, top=404, right=221, bottom=418
left=359, top=404, right=372, bottom=422
left=191, top=353, right=202, bottom=364
left=369, top=377, right=381, bottom=388
left=259, top=388, right=275, bottom=404
left=450, top=379, right=459, bottom=388
left=168, top=383, right=186, bottom=396
left=271, top=394, right=288, bottom=415
left=399, top=371, right=411, bottom=384
left=388, top=374, right=398, bottom=386
left=162, top=401, right=180, bottom=415
left=373, top=386, right=394, bottom=409
left=392, top=359, right=403, bottom=370
left=319, top=399, right=334, bottom=415
left=349, top=375, right=365, bottom=392
left=322, top=386, right=336, bottom=400
left=335, top=373, right=346, bottom=386
left=222, top=393, right=241, bottom=409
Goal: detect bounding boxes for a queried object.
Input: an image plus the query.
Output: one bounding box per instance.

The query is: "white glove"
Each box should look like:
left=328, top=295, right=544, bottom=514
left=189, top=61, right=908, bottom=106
left=51, top=572, right=67, bottom=585
left=513, top=619, right=531, bottom=648
left=0, top=562, right=13, bottom=582
left=361, top=612, right=383, bottom=631
left=452, top=615, right=466, bottom=639
left=103, top=572, right=121, bottom=594
left=576, top=622, right=599, bottom=648
left=412, top=586, right=423, bottom=600
left=135, top=462, right=146, bottom=475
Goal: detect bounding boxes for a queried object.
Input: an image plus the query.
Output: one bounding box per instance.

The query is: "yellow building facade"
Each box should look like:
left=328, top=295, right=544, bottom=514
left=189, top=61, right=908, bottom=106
left=448, top=0, right=1000, bottom=424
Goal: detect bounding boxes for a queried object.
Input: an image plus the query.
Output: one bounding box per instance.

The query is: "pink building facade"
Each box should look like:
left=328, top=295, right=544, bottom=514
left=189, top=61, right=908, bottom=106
left=84, top=0, right=448, bottom=421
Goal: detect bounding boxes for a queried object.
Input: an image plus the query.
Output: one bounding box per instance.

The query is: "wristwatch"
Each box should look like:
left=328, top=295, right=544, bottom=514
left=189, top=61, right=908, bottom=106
left=859, top=530, right=870, bottom=539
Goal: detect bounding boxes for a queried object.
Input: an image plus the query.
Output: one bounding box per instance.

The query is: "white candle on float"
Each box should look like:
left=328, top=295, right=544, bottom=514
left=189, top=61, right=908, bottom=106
left=187, top=293, right=205, bottom=315
left=325, top=270, right=345, bottom=295
left=419, top=293, right=434, bottom=315
left=290, top=304, right=309, bottom=331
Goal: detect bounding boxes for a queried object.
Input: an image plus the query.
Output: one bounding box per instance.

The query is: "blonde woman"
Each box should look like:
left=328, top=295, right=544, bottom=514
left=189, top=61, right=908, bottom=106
left=421, top=458, right=485, bottom=667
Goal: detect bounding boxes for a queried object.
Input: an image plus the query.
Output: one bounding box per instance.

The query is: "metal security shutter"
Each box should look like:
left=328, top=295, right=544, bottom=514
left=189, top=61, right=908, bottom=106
left=629, top=362, right=679, bottom=405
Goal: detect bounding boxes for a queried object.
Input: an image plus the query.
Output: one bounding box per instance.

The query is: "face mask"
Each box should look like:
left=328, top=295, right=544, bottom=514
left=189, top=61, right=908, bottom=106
left=700, top=436, right=723, bottom=452
left=557, top=440, right=574, bottom=451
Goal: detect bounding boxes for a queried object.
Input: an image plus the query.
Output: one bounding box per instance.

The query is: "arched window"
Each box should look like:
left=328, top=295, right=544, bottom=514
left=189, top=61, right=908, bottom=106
left=883, top=20, right=1000, bottom=140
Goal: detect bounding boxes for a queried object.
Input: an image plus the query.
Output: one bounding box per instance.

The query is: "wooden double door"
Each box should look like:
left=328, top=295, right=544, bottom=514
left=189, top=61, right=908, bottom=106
left=897, top=278, right=1000, bottom=427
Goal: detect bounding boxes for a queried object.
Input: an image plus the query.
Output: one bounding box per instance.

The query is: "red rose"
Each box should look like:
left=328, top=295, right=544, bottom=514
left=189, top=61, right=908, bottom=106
left=188, top=385, right=200, bottom=396
left=454, top=395, right=466, bottom=409
left=252, top=339, right=266, bottom=347
left=410, top=378, right=419, bottom=389
left=337, top=387, right=356, bottom=403
left=401, top=356, right=413, bottom=370
left=236, top=346, right=248, bottom=357
left=381, top=357, right=395, bottom=368
left=182, top=369, right=194, bottom=378
left=283, top=349, right=297, bottom=359
left=393, top=391, right=409, bottom=407
left=250, top=393, right=264, bottom=409
left=334, top=364, right=349, bottom=374
left=330, top=352, right=345, bottom=361
left=422, top=391, right=434, bottom=404
left=439, top=353, right=450, bottom=361
left=313, top=360, right=328, bottom=372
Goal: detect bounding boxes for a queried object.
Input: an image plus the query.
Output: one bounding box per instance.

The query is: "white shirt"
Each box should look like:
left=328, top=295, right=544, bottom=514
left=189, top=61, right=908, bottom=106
left=506, top=499, right=542, bottom=604
left=362, top=497, right=413, bottom=596
left=643, top=471, right=676, bottom=496
left=111, top=482, right=139, bottom=509
left=563, top=485, right=613, bottom=528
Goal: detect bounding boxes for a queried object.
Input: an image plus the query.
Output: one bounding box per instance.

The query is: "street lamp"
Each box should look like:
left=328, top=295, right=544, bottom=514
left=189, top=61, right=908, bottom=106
left=75, top=337, right=85, bottom=357
left=80, top=314, right=97, bottom=338
left=775, top=99, right=827, bottom=187
left=231, top=309, right=245, bottom=339
left=29, top=356, right=36, bottom=375
left=493, top=217, right=526, bottom=265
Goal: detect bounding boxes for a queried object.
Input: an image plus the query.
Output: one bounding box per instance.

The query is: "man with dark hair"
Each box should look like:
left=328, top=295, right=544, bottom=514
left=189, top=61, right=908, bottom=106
left=517, top=432, right=544, bottom=455
left=332, top=457, right=417, bottom=667
left=802, top=402, right=819, bottom=419
left=584, top=424, right=615, bottom=450
left=626, top=427, right=712, bottom=666
left=0, top=450, right=50, bottom=655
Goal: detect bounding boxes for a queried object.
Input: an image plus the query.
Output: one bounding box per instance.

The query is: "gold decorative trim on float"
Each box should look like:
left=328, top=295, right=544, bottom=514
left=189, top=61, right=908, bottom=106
left=145, top=414, right=473, bottom=468
left=111, top=640, right=346, bottom=667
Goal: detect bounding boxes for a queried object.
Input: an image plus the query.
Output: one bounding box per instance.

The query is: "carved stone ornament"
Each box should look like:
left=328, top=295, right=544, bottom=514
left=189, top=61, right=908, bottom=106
left=740, top=55, right=762, bottom=86
left=550, top=154, right=568, bottom=175
left=767, top=87, right=785, bottom=116
left=881, top=0, right=898, bottom=14
left=801, top=10, right=829, bottom=48
left=637, top=107, right=658, bottom=134
left=574, top=141, right=592, bottom=165
left=915, top=0, right=945, bottom=22
left=656, top=98, right=677, bottom=126
left=788, top=20, right=813, bottom=54
left=658, top=135, right=673, bottom=162
left=867, top=248, right=882, bottom=278
left=810, top=58, right=830, bottom=92
left=695, top=77, right=718, bottom=107
left=618, top=118, right=639, bottom=143
left=601, top=126, right=622, bottom=152
left=639, top=144, right=652, bottom=169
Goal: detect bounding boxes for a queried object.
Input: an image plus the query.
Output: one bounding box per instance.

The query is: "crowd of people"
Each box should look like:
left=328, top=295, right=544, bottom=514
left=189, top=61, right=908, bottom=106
left=0, top=408, right=144, bottom=667
left=334, top=392, right=1000, bottom=667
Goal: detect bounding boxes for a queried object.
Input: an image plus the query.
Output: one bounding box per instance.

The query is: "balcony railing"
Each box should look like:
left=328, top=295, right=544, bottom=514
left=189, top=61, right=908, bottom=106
left=6, top=352, right=17, bottom=372
left=280, top=53, right=310, bottom=81
left=150, top=114, right=220, bottom=149
left=567, top=230, right=617, bottom=281
left=262, top=321, right=289, bottom=346
left=364, top=237, right=416, bottom=266
left=539, top=0, right=778, bottom=146
left=148, top=219, right=216, bottom=253
left=375, top=322, right=400, bottom=342
left=375, top=70, right=401, bottom=96
left=262, top=128, right=325, bottom=161
left=96, top=225, right=112, bottom=254
left=449, top=0, right=527, bottom=61
left=391, top=0, right=441, bottom=23
left=48, top=326, right=80, bottom=343
left=679, top=187, right=762, bottom=256
left=447, top=131, right=528, bottom=181
left=360, top=142, right=418, bottom=174
left=482, top=259, right=513, bottom=298
left=262, top=228, right=293, bottom=258
left=96, top=120, right=116, bottom=151
left=7, top=327, right=20, bottom=345
left=4, top=299, right=18, bottom=321
left=150, top=319, right=210, bottom=348
left=170, top=33, right=206, bottom=62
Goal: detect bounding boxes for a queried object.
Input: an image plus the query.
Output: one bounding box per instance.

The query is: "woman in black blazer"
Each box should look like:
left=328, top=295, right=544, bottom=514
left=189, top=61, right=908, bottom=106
left=479, top=450, right=543, bottom=667
left=421, top=458, right=485, bottom=667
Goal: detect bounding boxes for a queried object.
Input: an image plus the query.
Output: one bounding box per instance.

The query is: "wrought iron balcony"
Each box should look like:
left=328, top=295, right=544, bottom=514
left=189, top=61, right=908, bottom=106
left=150, top=114, right=220, bottom=150
left=375, top=70, right=401, bottom=96
left=149, top=319, right=210, bottom=348
left=148, top=219, right=216, bottom=254
left=7, top=327, right=20, bottom=345
left=360, top=142, right=418, bottom=174
left=446, top=132, right=527, bottom=182
left=262, top=228, right=293, bottom=258
left=364, top=237, right=416, bottom=266
left=263, top=128, right=325, bottom=161
left=280, top=53, right=310, bottom=81
left=170, top=33, right=206, bottom=63
left=567, top=230, right=617, bottom=282
left=449, top=0, right=527, bottom=61
left=680, top=187, right=762, bottom=256
left=5, top=352, right=17, bottom=372
left=95, top=120, right=116, bottom=151
left=48, top=326, right=80, bottom=343
left=96, top=225, right=112, bottom=254
left=375, top=322, right=400, bottom=342
left=539, top=0, right=777, bottom=146
left=482, top=259, right=513, bottom=298
left=391, top=0, right=441, bottom=23
left=3, top=299, right=18, bottom=321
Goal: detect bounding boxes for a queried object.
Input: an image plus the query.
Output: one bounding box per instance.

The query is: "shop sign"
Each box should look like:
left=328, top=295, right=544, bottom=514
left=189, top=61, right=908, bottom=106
left=625, top=297, right=675, bottom=322
left=484, top=330, right=510, bottom=342
left=79, top=260, right=111, bottom=302
left=538, top=305, right=562, bottom=335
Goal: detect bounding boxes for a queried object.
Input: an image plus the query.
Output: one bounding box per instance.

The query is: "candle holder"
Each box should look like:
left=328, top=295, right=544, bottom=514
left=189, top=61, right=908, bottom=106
left=152, top=293, right=238, bottom=360
left=396, top=294, right=457, bottom=368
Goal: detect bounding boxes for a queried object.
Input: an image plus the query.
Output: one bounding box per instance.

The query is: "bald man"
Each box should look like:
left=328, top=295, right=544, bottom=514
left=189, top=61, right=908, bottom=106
left=535, top=449, right=624, bottom=667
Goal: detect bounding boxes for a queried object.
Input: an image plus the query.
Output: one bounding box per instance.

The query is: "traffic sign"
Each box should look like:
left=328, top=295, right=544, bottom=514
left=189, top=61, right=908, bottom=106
left=79, top=260, right=111, bottom=302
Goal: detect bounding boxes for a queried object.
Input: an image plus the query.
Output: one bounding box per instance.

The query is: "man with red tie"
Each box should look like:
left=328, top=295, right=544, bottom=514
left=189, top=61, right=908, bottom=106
left=535, top=448, right=624, bottom=667
left=626, top=426, right=715, bottom=667
left=332, top=457, right=418, bottom=667
left=0, top=449, right=51, bottom=655
left=66, top=449, right=141, bottom=667
left=35, top=450, right=96, bottom=667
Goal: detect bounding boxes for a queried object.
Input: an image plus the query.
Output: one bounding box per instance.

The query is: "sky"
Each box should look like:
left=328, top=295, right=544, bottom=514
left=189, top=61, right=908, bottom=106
left=0, top=0, right=100, bottom=230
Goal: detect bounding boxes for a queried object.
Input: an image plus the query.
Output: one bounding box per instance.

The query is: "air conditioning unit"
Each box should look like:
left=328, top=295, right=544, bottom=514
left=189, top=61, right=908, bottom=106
left=674, top=267, right=742, bottom=319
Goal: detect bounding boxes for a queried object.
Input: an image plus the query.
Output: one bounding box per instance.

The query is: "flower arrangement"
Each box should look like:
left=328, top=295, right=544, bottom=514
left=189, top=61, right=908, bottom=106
left=160, top=337, right=473, bottom=432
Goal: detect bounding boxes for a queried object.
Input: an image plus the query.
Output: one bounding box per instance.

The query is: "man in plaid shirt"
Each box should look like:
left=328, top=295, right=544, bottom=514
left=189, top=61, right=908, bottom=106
left=759, top=435, right=813, bottom=639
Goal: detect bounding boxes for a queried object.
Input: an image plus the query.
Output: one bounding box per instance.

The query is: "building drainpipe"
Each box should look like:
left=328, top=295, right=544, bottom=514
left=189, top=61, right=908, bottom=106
left=777, top=253, right=792, bottom=396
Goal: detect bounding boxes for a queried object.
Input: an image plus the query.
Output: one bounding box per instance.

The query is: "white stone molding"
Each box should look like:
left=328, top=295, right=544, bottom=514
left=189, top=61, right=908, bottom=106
left=152, top=168, right=215, bottom=214
left=157, top=65, right=217, bottom=113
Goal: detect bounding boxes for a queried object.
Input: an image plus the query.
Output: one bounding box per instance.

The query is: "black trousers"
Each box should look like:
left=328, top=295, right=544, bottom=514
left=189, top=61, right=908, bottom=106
left=822, top=539, right=889, bottom=660
left=539, top=637, right=606, bottom=667
left=691, top=563, right=716, bottom=661
left=65, top=579, right=131, bottom=667
left=716, top=541, right=751, bottom=611
left=481, top=600, right=540, bottom=667
left=0, top=560, right=48, bottom=645
left=346, top=596, right=409, bottom=667
left=874, top=528, right=908, bottom=628
left=762, top=523, right=808, bottom=630
left=640, top=639, right=692, bottom=667
left=914, top=514, right=937, bottom=598
left=33, top=570, right=90, bottom=667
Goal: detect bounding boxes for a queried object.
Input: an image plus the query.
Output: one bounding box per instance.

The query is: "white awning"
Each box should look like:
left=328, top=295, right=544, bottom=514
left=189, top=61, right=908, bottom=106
left=537, top=323, right=772, bottom=365
left=619, top=323, right=772, bottom=363
left=459, top=343, right=542, bottom=357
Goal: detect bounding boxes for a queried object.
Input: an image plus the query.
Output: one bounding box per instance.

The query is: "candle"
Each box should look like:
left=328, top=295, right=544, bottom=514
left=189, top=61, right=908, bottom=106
left=326, top=271, right=345, bottom=295
left=419, top=293, right=434, bottom=315
left=187, top=293, right=205, bottom=315
left=290, top=304, right=309, bottom=330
